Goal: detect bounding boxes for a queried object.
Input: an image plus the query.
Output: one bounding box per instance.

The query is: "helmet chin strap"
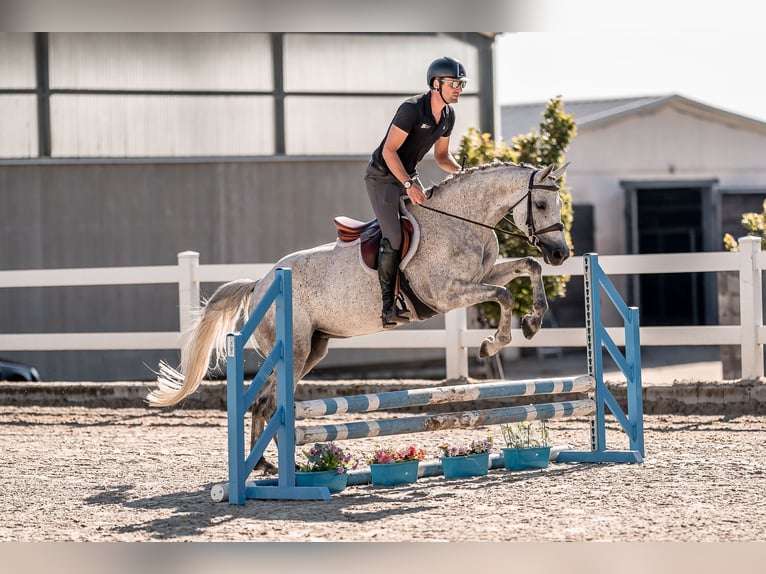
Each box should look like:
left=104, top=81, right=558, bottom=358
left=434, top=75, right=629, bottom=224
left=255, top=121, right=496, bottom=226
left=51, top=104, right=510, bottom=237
left=431, top=85, right=450, bottom=106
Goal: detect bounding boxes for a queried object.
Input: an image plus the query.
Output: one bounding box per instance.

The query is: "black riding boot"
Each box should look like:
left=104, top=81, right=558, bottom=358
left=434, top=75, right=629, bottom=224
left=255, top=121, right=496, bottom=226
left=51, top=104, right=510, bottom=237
left=378, top=238, right=410, bottom=329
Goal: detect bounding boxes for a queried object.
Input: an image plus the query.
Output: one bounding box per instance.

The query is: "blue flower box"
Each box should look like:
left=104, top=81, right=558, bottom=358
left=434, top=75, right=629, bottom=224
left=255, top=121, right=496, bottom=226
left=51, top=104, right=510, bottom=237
left=295, top=470, right=348, bottom=494
left=440, top=452, right=490, bottom=479
left=502, top=446, right=551, bottom=470
left=369, top=461, right=420, bottom=486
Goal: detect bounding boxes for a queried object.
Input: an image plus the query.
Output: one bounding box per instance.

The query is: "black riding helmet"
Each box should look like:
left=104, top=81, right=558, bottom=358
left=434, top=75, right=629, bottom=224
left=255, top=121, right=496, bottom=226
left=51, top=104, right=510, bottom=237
left=427, top=56, right=468, bottom=105
left=426, top=56, right=468, bottom=89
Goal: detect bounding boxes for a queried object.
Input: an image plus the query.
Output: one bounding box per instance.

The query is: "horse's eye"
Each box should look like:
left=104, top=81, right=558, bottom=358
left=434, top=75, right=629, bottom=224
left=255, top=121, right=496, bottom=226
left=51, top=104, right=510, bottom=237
left=535, top=200, right=546, bottom=210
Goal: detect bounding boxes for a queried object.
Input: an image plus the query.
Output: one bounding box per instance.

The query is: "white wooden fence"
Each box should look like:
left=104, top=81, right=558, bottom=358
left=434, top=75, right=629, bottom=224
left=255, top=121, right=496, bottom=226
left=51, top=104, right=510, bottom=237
left=1, top=237, right=763, bottom=379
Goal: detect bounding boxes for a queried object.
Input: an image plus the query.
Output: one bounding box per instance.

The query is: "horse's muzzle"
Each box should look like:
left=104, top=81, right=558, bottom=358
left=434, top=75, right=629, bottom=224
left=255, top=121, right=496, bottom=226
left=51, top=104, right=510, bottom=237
left=541, top=243, right=571, bottom=266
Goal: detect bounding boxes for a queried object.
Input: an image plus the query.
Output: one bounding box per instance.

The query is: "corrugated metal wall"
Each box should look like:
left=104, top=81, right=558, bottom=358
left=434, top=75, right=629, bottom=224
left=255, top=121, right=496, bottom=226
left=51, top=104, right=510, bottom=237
left=0, top=33, right=37, bottom=158
left=0, top=32, right=485, bottom=159
left=48, top=33, right=274, bottom=91
left=51, top=95, right=276, bottom=156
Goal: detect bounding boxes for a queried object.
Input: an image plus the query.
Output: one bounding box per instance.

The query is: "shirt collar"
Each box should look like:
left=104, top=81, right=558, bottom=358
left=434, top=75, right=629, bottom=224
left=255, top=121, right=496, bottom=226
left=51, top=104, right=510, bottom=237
left=423, top=91, right=450, bottom=123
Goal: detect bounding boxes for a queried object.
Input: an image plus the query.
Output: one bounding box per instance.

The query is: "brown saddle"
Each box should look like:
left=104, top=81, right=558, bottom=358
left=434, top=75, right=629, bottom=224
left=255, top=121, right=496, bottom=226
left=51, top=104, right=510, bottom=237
left=334, top=216, right=414, bottom=270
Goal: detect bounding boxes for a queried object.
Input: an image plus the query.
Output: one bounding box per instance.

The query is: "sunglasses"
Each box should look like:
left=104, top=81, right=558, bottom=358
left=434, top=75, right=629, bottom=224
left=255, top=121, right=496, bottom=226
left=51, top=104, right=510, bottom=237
left=439, top=79, right=468, bottom=89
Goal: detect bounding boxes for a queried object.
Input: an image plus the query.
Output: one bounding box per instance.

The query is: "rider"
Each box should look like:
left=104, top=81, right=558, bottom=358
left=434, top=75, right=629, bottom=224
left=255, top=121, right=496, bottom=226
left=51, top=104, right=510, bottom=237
left=365, top=56, right=467, bottom=329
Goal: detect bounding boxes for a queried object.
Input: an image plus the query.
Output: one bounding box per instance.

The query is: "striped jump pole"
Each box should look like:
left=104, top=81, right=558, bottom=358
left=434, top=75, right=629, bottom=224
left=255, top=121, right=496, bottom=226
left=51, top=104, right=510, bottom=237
left=295, top=399, right=595, bottom=444
left=295, top=375, right=594, bottom=419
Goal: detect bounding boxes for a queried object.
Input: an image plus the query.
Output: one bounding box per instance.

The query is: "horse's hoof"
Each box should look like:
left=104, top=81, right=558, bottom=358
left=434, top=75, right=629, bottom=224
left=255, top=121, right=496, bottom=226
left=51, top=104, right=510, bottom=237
left=255, top=458, right=278, bottom=475
left=522, top=315, right=539, bottom=339
left=479, top=338, right=495, bottom=358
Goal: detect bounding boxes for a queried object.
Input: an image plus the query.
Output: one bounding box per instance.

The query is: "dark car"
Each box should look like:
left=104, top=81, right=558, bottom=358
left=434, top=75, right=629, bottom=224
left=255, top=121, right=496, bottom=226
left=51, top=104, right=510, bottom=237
left=0, top=358, right=40, bottom=381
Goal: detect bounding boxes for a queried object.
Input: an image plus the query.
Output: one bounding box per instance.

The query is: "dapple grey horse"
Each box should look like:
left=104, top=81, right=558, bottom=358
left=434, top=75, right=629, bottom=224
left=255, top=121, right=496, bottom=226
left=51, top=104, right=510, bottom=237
left=147, top=161, right=571, bottom=472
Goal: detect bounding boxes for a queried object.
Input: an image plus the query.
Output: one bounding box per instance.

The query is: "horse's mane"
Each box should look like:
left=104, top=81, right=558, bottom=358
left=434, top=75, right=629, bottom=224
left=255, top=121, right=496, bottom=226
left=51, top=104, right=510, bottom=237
left=428, top=161, right=535, bottom=194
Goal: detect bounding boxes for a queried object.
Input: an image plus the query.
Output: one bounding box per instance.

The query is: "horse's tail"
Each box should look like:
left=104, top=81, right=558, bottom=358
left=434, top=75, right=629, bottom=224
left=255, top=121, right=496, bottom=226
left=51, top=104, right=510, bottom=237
left=146, top=278, right=258, bottom=407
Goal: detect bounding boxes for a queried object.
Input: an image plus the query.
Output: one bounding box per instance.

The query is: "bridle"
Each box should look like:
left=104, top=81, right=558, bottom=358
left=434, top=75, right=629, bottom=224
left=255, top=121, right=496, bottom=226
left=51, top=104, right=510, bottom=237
left=419, top=168, right=565, bottom=247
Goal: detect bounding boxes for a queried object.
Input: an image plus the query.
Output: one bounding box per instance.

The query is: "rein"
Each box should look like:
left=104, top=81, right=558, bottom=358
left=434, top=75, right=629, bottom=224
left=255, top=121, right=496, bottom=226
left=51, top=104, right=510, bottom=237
left=419, top=169, right=564, bottom=245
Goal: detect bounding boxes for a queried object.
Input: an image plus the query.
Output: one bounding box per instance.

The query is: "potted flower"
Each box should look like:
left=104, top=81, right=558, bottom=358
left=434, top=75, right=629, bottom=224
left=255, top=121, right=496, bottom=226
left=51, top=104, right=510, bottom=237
left=296, top=442, right=358, bottom=494
left=366, top=444, right=427, bottom=486
left=437, top=435, right=493, bottom=479
left=500, top=421, right=551, bottom=471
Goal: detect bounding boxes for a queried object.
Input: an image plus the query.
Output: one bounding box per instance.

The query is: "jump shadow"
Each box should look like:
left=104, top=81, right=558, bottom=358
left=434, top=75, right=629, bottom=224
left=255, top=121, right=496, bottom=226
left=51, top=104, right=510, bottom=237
left=84, top=480, right=439, bottom=540
left=650, top=413, right=762, bottom=433
left=2, top=410, right=224, bottom=429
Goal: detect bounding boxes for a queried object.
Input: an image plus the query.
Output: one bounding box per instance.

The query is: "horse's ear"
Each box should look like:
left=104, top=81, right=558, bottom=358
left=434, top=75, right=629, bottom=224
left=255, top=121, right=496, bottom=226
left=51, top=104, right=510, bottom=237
left=538, top=164, right=555, bottom=180
left=551, top=161, right=571, bottom=181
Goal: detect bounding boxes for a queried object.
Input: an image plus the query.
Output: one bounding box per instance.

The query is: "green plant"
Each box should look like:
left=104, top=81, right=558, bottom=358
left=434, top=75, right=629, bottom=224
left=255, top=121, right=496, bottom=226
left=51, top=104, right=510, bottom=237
left=723, top=199, right=766, bottom=251
left=500, top=421, right=550, bottom=449
left=298, top=442, right=358, bottom=474
left=367, top=444, right=427, bottom=464
left=457, top=96, right=576, bottom=324
left=437, top=434, right=494, bottom=458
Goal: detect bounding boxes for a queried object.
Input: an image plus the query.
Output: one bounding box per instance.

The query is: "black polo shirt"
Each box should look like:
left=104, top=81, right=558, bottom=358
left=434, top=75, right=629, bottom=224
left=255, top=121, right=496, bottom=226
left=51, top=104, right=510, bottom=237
left=371, top=92, right=455, bottom=176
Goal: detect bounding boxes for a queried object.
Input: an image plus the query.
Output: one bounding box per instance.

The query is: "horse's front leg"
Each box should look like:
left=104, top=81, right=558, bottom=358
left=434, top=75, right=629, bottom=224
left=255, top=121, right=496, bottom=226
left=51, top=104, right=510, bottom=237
left=482, top=256, right=548, bottom=341
left=438, top=279, right=515, bottom=358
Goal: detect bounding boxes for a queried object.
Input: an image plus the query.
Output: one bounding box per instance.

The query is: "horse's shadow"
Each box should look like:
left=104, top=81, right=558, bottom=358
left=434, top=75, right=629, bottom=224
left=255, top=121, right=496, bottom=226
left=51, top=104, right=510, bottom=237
left=84, top=481, right=439, bottom=539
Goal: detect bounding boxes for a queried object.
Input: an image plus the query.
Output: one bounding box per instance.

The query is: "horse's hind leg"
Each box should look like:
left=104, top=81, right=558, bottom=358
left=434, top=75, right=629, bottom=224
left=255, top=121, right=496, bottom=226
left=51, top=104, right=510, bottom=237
left=300, top=331, right=331, bottom=378
left=251, top=374, right=278, bottom=474
left=249, top=320, right=316, bottom=475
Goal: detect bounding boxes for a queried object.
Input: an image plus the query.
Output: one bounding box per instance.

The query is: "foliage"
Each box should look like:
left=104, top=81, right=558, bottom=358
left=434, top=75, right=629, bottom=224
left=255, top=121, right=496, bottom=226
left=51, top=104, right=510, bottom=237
left=723, top=199, right=766, bottom=251
left=500, top=421, right=550, bottom=449
left=298, top=442, right=358, bottom=474
left=457, top=96, right=577, bottom=322
left=437, top=434, right=494, bottom=457
left=367, top=444, right=427, bottom=464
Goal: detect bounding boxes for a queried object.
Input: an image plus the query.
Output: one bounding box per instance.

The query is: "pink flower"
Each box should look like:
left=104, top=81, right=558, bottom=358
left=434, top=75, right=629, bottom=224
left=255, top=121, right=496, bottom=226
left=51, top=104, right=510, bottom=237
left=368, top=444, right=426, bottom=464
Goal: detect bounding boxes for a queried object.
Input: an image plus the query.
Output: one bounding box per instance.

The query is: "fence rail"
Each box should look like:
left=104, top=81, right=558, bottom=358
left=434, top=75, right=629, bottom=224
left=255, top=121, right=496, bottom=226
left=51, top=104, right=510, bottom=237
left=1, top=239, right=763, bottom=378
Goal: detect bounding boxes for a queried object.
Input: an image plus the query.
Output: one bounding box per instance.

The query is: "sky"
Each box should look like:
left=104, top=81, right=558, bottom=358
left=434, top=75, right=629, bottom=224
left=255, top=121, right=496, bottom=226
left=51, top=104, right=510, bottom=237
left=495, top=27, right=766, bottom=124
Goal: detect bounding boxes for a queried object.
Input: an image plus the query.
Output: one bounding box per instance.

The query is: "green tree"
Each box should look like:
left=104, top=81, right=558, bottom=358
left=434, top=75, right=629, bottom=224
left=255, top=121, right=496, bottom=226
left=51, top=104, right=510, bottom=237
left=457, top=96, right=577, bottom=322
left=723, top=199, right=766, bottom=251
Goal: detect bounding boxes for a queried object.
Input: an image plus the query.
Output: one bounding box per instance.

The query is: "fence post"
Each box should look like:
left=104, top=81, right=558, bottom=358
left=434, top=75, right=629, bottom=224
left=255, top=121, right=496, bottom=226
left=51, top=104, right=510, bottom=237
left=177, top=251, right=200, bottom=336
left=738, top=236, right=763, bottom=378
left=445, top=308, right=468, bottom=379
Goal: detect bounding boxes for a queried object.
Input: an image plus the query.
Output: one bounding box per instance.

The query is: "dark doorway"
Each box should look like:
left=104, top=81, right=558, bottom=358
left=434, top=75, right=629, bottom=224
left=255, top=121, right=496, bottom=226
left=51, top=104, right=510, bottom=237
left=634, top=187, right=705, bottom=326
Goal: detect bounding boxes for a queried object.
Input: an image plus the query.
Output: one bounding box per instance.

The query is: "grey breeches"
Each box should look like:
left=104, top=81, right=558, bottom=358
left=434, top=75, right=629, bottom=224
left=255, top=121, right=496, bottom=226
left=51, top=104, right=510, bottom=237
left=365, top=164, right=406, bottom=251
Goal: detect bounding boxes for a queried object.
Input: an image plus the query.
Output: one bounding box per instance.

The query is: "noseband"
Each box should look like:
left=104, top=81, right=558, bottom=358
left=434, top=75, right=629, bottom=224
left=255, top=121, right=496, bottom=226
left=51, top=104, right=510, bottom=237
left=420, top=168, right=564, bottom=247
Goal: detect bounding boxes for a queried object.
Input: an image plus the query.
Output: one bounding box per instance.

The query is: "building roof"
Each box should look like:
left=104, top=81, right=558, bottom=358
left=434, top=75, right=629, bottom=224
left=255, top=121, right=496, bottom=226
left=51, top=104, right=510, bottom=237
left=501, top=94, right=766, bottom=140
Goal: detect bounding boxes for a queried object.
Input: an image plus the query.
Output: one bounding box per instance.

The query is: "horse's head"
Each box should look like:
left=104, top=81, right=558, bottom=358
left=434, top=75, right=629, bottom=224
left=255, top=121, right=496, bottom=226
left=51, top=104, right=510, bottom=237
left=511, top=163, right=571, bottom=266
